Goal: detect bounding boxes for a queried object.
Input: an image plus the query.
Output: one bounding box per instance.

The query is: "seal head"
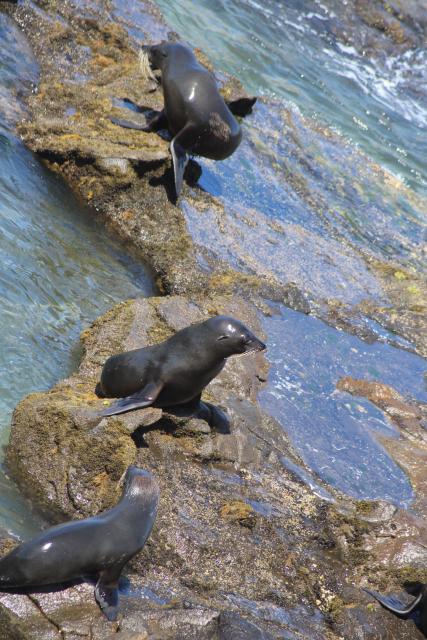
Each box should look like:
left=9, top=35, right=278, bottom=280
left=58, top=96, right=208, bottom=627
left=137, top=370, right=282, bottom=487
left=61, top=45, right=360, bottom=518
left=204, top=316, right=266, bottom=356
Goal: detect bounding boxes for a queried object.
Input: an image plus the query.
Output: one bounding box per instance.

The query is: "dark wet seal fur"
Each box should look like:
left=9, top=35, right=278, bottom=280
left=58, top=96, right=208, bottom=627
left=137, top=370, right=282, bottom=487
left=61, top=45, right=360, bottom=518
left=96, top=315, right=266, bottom=432
left=110, top=40, right=257, bottom=199
left=209, top=112, right=232, bottom=143
left=363, top=584, right=427, bottom=635
left=0, top=466, right=159, bottom=621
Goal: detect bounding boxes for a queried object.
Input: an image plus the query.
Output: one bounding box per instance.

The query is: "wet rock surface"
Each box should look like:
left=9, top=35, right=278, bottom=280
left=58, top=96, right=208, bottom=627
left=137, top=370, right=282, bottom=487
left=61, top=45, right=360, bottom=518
left=312, top=0, right=427, bottom=56
left=337, top=376, right=427, bottom=519
left=1, top=295, right=425, bottom=639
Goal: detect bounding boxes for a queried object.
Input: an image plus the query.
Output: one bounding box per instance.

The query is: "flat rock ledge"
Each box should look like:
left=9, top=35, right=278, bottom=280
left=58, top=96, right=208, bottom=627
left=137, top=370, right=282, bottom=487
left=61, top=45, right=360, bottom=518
left=1, top=294, right=426, bottom=640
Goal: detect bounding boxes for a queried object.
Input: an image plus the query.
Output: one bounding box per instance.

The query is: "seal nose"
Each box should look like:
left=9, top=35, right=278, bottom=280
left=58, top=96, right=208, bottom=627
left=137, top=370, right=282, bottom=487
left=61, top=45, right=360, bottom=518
left=245, top=335, right=266, bottom=352
left=253, top=338, right=266, bottom=351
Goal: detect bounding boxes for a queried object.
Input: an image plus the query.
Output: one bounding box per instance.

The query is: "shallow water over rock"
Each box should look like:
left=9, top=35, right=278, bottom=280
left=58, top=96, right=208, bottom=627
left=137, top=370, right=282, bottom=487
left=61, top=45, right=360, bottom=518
left=260, top=305, right=426, bottom=505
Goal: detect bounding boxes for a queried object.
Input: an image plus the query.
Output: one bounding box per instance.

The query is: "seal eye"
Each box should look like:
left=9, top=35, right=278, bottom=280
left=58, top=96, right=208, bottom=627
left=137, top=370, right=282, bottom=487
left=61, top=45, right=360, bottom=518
left=217, top=335, right=229, bottom=341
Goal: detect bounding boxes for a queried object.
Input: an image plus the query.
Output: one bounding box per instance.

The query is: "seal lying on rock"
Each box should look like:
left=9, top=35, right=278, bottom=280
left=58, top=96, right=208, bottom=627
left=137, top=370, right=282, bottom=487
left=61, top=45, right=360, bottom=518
left=0, top=466, right=159, bottom=621
left=96, top=315, right=265, bottom=431
left=110, top=41, right=256, bottom=198
left=364, top=585, right=427, bottom=634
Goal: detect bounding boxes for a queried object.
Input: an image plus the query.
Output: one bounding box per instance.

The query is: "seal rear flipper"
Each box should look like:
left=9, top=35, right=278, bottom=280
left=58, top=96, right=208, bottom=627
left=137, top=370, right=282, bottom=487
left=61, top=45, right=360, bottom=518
left=99, top=380, right=164, bottom=417
left=226, top=96, right=257, bottom=117
left=109, top=116, right=149, bottom=131
left=95, top=574, right=120, bottom=621
left=200, top=401, right=231, bottom=434
left=363, top=588, right=423, bottom=617
left=170, top=136, right=189, bottom=199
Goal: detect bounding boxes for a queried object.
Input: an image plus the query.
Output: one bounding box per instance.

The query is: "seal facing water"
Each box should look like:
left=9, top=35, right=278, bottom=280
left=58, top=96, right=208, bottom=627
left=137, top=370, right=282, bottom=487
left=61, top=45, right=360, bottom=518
left=0, top=466, right=159, bottom=621
left=111, top=41, right=256, bottom=198
left=364, top=585, right=427, bottom=634
left=96, top=315, right=265, bottom=429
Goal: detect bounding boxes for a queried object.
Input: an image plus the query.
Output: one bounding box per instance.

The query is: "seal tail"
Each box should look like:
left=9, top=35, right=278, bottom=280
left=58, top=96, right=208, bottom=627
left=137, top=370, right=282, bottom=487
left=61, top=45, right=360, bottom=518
left=363, top=587, right=423, bottom=617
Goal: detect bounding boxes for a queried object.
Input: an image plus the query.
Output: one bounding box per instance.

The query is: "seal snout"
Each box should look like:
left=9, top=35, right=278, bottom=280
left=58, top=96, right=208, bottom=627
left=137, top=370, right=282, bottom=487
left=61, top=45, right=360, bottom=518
left=124, top=466, right=160, bottom=501
left=245, top=336, right=266, bottom=352
left=140, top=42, right=167, bottom=71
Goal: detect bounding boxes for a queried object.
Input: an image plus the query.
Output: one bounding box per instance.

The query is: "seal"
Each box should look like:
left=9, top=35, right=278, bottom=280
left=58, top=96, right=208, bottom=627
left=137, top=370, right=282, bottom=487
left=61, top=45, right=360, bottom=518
left=95, top=315, right=265, bottom=430
left=0, top=466, right=159, bottom=621
left=363, top=585, right=427, bottom=634
left=110, top=41, right=256, bottom=198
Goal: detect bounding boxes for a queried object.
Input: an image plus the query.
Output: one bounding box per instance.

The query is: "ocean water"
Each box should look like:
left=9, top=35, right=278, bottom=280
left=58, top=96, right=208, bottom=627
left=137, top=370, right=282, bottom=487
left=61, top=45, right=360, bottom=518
left=0, top=14, right=155, bottom=537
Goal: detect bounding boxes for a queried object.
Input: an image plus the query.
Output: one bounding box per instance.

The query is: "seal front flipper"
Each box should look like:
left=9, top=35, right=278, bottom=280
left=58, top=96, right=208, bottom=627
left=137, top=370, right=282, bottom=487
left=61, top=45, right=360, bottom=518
left=95, top=569, right=122, bottom=621
left=363, top=587, right=423, bottom=617
left=99, top=380, right=163, bottom=417
left=226, top=96, right=257, bottom=117
left=143, top=109, right=168, bottom=132
left=170, top=134, right=190, bottom=199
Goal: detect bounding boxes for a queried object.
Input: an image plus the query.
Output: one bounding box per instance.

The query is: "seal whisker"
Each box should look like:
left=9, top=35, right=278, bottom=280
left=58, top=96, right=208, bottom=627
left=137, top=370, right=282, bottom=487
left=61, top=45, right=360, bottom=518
left=138, top=49, right=157, bottom=83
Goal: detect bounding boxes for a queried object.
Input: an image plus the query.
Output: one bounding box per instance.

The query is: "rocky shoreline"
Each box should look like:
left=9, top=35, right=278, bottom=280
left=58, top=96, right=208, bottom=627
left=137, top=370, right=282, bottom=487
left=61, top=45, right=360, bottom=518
left=0, top=0, right=426, bottom=638
left=2, top=293, right=426, bottom=639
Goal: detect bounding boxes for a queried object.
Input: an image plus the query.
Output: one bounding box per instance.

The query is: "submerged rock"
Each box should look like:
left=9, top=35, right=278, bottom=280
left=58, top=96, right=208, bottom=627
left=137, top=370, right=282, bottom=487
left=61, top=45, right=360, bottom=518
left=337, top=377, right=426, bottom=434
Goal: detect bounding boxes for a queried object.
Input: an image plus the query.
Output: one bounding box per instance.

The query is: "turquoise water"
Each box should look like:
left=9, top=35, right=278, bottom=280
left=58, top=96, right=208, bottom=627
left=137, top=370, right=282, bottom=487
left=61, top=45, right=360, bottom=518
left=0, top=14, right=154, bottom=537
